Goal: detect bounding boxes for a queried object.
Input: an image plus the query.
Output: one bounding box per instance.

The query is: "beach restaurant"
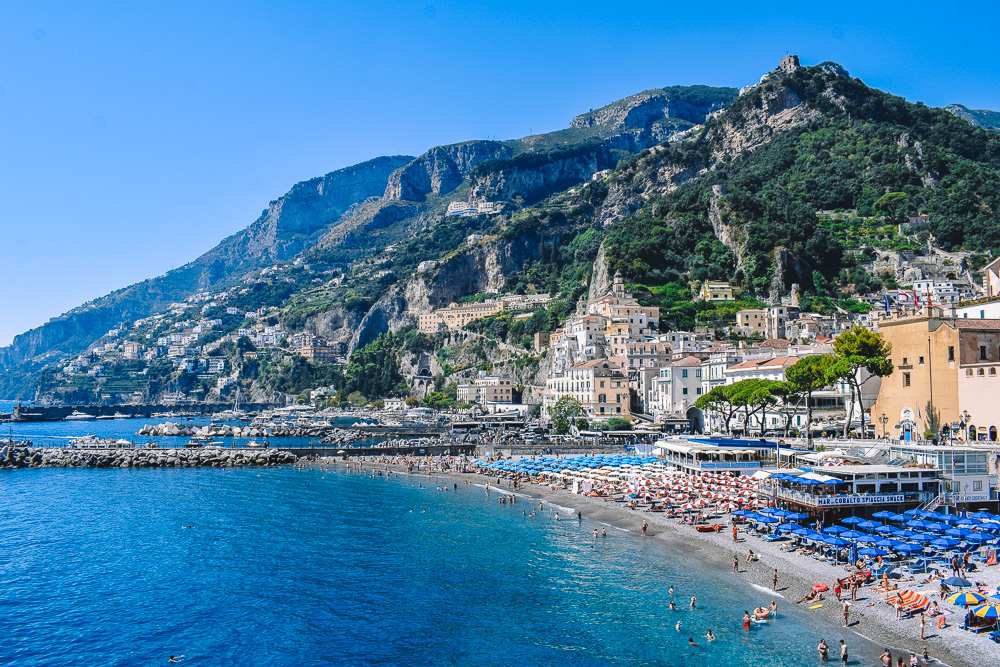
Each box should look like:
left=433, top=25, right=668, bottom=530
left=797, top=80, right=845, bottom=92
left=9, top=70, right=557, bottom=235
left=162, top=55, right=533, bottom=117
left=759, top=464, right=946, bottom=521
left=653, top=437, right=778, bottom=477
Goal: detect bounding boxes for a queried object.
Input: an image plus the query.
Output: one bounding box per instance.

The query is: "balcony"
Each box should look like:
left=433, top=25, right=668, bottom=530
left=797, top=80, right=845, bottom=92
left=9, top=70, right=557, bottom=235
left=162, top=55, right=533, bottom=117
left=766, top=485, right=931, bottom=508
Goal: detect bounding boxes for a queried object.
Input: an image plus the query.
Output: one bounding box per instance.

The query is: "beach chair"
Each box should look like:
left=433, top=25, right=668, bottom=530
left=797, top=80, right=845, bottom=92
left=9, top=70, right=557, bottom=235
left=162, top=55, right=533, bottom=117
left=900, top=597, right=930, bottom=618
left=904, top=559, right=928, bottom=574
left=989, top=630, right=1000, bottom=643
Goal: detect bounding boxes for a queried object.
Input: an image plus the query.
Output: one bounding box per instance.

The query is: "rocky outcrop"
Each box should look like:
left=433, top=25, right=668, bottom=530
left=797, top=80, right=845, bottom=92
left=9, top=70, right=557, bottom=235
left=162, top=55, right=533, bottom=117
left=588, top=242, right=612, bottom=302
left=707, top=84, right=823, bottom=161
left=1, top=444, right=296, bottom=469
left=384, top=141, right=510, bottom=202
left=571, top=86, right=737, bottom=130
left=470, top=145, right=615, bottom=205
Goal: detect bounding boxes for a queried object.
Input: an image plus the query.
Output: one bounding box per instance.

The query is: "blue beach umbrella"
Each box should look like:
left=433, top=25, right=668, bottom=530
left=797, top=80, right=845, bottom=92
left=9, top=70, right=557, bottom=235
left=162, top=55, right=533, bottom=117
left=776, top=523, right=800, bottom=532
left=931, top=537, right=961, bottom=549
left=755, top=515, right=779, bottom=524
left=824, top=525, right=849, bottom=534
left=875, top=538, right=901, bottom=548
left=824, top=536, right=851, bottom=547
left=840, top=530, right=867, bottom=540
left=906, top=519, right=936, bottom=530
left=872, top=510, right=898, bottom=520
left=907, top=533, right=934, bottom=543
left=946, top=528, right=977, bottom=538
left=925, top=522, right=949, bottom=532
left=972, top=604, right=1000, bottom=619
left=841, top=516, right=865, bottom=525
left=964, top=533, right=990, bottom=544
left=895, top=543, right=924, bottom=553
left=904, top=508, right=923, bottom=516
left=944, top=576, right=973, bottom=587
left=859, top=547, right=889, bottom=557
left=858, top=521, right=884, bottom=531
left=969, top=512, right=998, bottom=520
left=876, top=525, right=904, bottom=535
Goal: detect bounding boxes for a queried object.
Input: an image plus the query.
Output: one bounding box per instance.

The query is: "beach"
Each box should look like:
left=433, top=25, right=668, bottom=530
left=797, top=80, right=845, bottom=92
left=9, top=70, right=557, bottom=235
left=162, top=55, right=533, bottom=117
left=327, top=455, right=999, bottom=667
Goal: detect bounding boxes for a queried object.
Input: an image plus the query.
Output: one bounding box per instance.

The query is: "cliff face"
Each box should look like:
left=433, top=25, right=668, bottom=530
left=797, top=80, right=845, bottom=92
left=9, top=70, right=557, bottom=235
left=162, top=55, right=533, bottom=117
left=470, top=145, right=616, bottom=205
left=0, top=155, right=411, bottom=371
left=383, top=141, right=510, bottom=202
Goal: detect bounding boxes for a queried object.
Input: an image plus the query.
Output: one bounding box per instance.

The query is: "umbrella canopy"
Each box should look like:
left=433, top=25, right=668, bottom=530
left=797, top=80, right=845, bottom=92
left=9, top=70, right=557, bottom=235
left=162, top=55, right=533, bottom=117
left=840, top=530, right=867, bottom=540
left=969, top=512, right=998, bottom=520
left=776, top=523, right=800, bottom=532
left=948, top=591, right=986, bottom=606
left=906, top=519, right=937, bottom=530
left=857, top=521, right=884, bottom=531
left=943, top=576, right=973, bottom=587
left=965, top=533, right=991, bottom=543
left=931, top=537, right=961, bottom=548
left=824, top=525, right=849, bottom=535
left=755, top=515, right=779, bottom=524
left=904, top=508, right=923, bottom=516
left=824, top=536, right=851, bottom=546
left=875, top=538, right=901, bottom=548
left=784, top=512, right=810, bottom=520
left=841, top=516, right=865, bottom=525
left=872, top=510, right=899, bottom=520
left=972, top=604, right=1000, bottom=619
left=859, top=547, right=888, bottom=556
left=894, top=543, right=924, bottom=553
left=946, top=527, right=977, bottom=538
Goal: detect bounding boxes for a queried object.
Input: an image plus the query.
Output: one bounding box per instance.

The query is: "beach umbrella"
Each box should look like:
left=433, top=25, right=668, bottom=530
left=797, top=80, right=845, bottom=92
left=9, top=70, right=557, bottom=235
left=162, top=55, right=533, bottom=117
left=969, top=512, right=998, bottom=520
left=824, top=536, right=851, bottom=546
left=776, top=523, right=800, bottom=532
left=876, top=526, right=904, bottom=535
left=785, top=512, right=809, bottom=521
left=857, top=521, right=884, bottom=531
left=791, top=527, right=814, bottom=537
left=872, top=510, right=898, bottom=520
left=859, top=547, right=888, bottom=557
left=954, top=518, right=977, bottom=527
left=946, top=528, right=977, bottom=538
left=906, top=519, right=936, bottom=530
left=931, top=537, right=960, bottom=549
left=894, top=543, right=924, bottom=553
left=972, top=604, right=1000, bottom=619
left=755, top=515, right=779, bottom=524
left=824, top=525, right=849, bottom=535
left=947, top=591, right=986, bottom=606
left=841, top=516, right=865, bottom=525
left=943, top=576, right=973, bottom=587
left=840, top=530, right=867, bottom=540
left=904, top=508, right=923, bottom=516
left=907, top=533, right=934, bottom=543
left=874, top=538, right=900, bottom=548
left=964, top=533, right=990, bottom=544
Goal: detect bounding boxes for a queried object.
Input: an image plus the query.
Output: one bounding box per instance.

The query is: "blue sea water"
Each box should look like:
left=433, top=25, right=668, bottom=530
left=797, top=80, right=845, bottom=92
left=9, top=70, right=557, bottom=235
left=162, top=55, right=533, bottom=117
left=0, top=466, right=886, bottom=666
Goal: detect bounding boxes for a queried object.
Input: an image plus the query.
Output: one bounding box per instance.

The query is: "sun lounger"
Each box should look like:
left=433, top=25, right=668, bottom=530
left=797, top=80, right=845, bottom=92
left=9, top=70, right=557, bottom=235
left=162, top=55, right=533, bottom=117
left=989, top=630, right=1000, bottom=643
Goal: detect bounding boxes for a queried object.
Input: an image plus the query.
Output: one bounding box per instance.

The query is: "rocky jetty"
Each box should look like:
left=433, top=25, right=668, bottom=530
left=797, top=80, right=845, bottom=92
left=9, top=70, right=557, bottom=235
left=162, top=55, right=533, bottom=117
left=138, top=421, right=330, bottom=438
left=1, top=444, right=296, bottom=469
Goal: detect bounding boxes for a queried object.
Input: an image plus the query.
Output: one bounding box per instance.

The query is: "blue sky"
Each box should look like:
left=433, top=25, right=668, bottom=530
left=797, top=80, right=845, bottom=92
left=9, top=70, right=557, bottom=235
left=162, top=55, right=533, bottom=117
left=1, top=0, right=999, bottom=345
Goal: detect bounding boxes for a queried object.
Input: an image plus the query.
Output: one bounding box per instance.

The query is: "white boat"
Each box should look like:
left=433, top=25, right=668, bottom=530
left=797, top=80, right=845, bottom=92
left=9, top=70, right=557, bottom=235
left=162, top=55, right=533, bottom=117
left=64, top=411, right=94, bottom=421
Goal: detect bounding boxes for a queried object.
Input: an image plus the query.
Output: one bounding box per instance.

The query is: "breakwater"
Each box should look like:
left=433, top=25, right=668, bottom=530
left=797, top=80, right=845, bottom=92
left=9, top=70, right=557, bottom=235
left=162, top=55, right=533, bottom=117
left=0, top=444, right=296, bottom=469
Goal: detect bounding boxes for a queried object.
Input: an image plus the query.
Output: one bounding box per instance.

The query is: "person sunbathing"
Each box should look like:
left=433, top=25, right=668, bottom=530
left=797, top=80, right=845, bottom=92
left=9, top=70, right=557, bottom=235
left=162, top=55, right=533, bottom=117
left=797, top=590, right=823, bottom=604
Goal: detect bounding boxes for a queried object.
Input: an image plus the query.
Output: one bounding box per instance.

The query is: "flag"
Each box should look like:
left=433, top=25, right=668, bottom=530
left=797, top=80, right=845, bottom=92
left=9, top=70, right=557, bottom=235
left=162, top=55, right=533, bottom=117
left=884, top=294, right=891, bottom=315
left=917, top=406, right=922, bottom=419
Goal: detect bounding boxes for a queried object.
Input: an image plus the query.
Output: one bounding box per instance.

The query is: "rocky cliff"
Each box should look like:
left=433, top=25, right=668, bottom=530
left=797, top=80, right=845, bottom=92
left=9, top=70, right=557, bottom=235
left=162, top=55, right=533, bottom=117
left=383, top=141, right=510, bottom=202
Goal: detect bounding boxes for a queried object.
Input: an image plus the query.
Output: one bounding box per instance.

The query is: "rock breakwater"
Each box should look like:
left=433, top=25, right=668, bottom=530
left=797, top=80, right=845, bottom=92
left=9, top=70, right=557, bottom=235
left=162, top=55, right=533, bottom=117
left=1, top=444, right=296, bottom=469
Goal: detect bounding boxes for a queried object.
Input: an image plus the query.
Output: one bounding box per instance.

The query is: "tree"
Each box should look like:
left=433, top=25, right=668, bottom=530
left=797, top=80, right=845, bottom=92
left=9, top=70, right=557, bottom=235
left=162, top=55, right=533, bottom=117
left=767, top=380, right=803, bottom=437
left=729, top=379, right=779, bottom=436
left=405, top=396, right=420, bottom=408
left=371, top=399, right=385, bottom=409
left=604, top=416, right=632, bottom=431
left=785, top=354, right=838, bottom=443
left=924, top=400, right=941, bottom=438
left=547, top=396, right=584, bottom=425
left=696, top=385, right=739, bottom=433
left=347, top=391, right=367, bottom=407
left=831, top=326, right=893, bottom=437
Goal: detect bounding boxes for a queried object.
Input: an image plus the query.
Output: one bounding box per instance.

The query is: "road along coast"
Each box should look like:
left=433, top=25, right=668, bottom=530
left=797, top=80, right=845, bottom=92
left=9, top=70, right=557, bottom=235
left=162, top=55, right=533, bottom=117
left=327, top=455, right=993, bottom=667
left=0, top=444, right=297, bottom=469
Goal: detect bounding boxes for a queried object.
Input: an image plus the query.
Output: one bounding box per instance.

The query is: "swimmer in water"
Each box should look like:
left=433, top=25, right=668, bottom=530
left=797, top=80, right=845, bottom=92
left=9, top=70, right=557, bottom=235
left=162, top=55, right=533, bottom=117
left=705, top=630, right=716, bottom=641
left=602, top=527, right=606, bottom=537
left=688, top=638, right=699, bottom=647
left=669, top=585, right=674, bottom=596
left=169, top=656, right=184, bottom=663
left=675, top=620, right=682, bottom=632
left=690, top=596, right=697, bottom=609
left=669, top=600, right=677, bottom=610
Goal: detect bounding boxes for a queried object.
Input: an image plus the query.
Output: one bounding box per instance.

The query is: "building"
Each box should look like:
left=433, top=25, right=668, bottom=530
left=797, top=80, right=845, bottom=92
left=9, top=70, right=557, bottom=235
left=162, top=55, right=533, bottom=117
left=122, top=342, right=145, bottom=360
left=588, top=272, right=659, bottom=330
left=417, top=260, right=438, bottom=273
left=888, top=443, right=995, bottom=506
left=456, top=374, right=515, bottom=407
left=543, top=359, right=629, bottom=420
left=873, top=310, right=1000, bottom=441
left=417, top=300, right=504, bottom=333
left=984, top=257, right=1000, bottom=298
left=696, top=281, right=735, bottom=302
left=735, top=309, right=766, bottom=336
left=647, top=357, right=704, bottom=422
left=654, top=437, right=778, bottom=477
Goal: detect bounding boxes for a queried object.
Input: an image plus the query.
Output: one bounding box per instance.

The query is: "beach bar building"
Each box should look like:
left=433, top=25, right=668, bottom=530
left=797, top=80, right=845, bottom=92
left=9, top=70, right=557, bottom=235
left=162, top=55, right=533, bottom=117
left=654, top=437, right=779, bottom=477
left=759, top=465, right=946, bottom=521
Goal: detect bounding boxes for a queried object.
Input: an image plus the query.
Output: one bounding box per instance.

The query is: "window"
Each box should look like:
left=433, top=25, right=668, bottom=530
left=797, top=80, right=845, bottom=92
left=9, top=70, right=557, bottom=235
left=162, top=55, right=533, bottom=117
left=682, top=369, right=688, bottom=378
left=600, top=380, right=605, bottom=388
left=903, top=372, right=911, bottom=387
left=980, top=345, right=988, bottom=361
left=948, top=346, right=955, bottom=362
left=697, top=388, right=702, bottom=395
left=992, top=368, right=997, bottom=376
left=696, top=369, right=702, bottom=378
left=974, top=481, right=983, bottom=491
left=979, top=368, right=985, bottom=376
left=682, top=388, right=688, bottom=395
left=901, top=357, right=908, bottom=366
left=598, top=394, right=606, bottom=404
left=918, top=356, right=924, bottom=365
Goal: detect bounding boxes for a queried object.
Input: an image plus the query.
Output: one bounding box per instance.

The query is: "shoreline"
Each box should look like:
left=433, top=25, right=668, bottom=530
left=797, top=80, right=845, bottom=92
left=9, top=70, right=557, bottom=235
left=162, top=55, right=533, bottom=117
left=327, top=456, right=994, bottom=667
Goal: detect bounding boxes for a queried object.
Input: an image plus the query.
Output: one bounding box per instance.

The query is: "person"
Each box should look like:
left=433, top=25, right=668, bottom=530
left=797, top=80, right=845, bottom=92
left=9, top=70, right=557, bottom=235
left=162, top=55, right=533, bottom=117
left=577, top=511, right=582, bottom=521
left=688, top=638, right=699, bottom=647
left=733, top=555, right=739, bottom=573
left=919, top=611, right=926, bottom=639
left=705, top=630, right=716, bottom=641
left=817, top=638, right=829, bottom=661
left=169, top=657, right=184, bottom=664
left=690, top=596, right=697, bottom=609
left=909, top=652, right=919, bottom=667
left=850, top=579, right=858, bottom=602
left=676, top=620, right=682, bottom=632
left=743, top=610, right=751, bottom=630
left=921, top=647, right=931, bottom=662
left=642, top=520, right=648, bottom=536
left=839, top=639, right=848, bottom=665
left=769, top=600, right=778, bottom=615
left=733, top=525, right=738, bottom=542
left=834, top=583, right=841, bottom=601
left=797, top=590, right=822, bottom=604
left=772, top=569, right=779, bottom=591
left=842, top=601, right=850, bottom=627
left=879, top=648, right=892, bottom=667
left=593, top=528, right=598, bottom=538
left=601, top=527, right=606, bottom=537
left=746, top=549, right=756, bottom=563
left=669, top=600, right=677, bottom=610
left=894, top=598, right=901, bottom=620
left=669, top=585, right=674, bottom=596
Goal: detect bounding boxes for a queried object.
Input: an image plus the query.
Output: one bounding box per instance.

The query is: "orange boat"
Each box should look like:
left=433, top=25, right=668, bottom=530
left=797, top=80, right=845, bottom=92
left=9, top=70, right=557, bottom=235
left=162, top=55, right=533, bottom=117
left=696, top=524, right=723, bottom=533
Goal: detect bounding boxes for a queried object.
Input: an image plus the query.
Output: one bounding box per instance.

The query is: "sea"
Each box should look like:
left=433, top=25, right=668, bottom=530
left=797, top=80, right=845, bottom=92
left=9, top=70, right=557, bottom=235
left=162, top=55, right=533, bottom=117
left=0, top=461, right=890, bottom=666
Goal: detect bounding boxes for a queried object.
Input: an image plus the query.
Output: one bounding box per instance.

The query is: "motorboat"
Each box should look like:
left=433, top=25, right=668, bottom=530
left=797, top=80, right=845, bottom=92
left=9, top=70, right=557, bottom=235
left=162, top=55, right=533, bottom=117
left=64, top=411, right=94, bottom=421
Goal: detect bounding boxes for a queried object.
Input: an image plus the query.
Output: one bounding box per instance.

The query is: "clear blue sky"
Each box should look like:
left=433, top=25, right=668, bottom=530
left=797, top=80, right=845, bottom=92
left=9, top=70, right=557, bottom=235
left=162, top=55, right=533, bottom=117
left=1, top=0, right=998, bottom=345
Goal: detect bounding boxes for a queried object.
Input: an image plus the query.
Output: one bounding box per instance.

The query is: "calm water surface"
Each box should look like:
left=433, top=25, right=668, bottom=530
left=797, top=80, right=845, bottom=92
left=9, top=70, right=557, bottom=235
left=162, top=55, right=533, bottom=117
left=0, top=466, right=885, bottom=666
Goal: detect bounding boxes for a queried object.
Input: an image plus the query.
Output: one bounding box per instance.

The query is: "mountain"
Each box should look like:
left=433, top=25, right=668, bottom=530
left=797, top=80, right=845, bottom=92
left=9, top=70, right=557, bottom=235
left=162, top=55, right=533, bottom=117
left=8, top=58, right=1000, bottom=405
left=946, top=104, right=1000, bottom=131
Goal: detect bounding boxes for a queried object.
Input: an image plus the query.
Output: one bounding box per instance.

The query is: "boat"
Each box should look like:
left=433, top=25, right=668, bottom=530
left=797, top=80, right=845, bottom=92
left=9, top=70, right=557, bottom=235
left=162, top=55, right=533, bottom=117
left=96, top=412, right=129, bottom=420
left=183, top=440, right=204, bottom=448
left=64, top=411, right=95, bottom=421
left=696, top=524, right=723, bottom=533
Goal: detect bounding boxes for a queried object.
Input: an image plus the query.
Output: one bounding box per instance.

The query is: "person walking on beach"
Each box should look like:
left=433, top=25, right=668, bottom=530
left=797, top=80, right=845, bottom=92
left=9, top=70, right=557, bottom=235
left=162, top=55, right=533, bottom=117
left=919, top=611, right=926, bottom=639
left=842, top=601, right=850, bottom=627
left=850, top=579, right=858, bottom=602
left=732, top=525, right=738, bottom=542
left=839, top=640, right=847, bottom=665
left=817, top=638, right=829, bottom=661
left=772, top=569, right=779, bottom=591
left=642, top=520, right=647, bottom=536
left=733, top=555, right=739, bottom=573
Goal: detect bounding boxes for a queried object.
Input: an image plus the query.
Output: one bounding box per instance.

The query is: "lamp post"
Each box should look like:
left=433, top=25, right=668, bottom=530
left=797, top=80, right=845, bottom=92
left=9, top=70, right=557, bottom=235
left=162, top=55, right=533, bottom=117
left=878, top=412, right=889, bottom=440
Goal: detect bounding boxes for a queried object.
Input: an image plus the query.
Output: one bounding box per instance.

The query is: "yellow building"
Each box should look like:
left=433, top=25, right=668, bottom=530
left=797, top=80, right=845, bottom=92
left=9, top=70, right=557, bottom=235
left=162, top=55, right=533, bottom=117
left=873, top=310, right=1000, bottom=440
left=735, top=309, right=766, bottom=335
left=417, top=300, right=504, bottom=333
left=697, top=281, right=735, bottom=302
